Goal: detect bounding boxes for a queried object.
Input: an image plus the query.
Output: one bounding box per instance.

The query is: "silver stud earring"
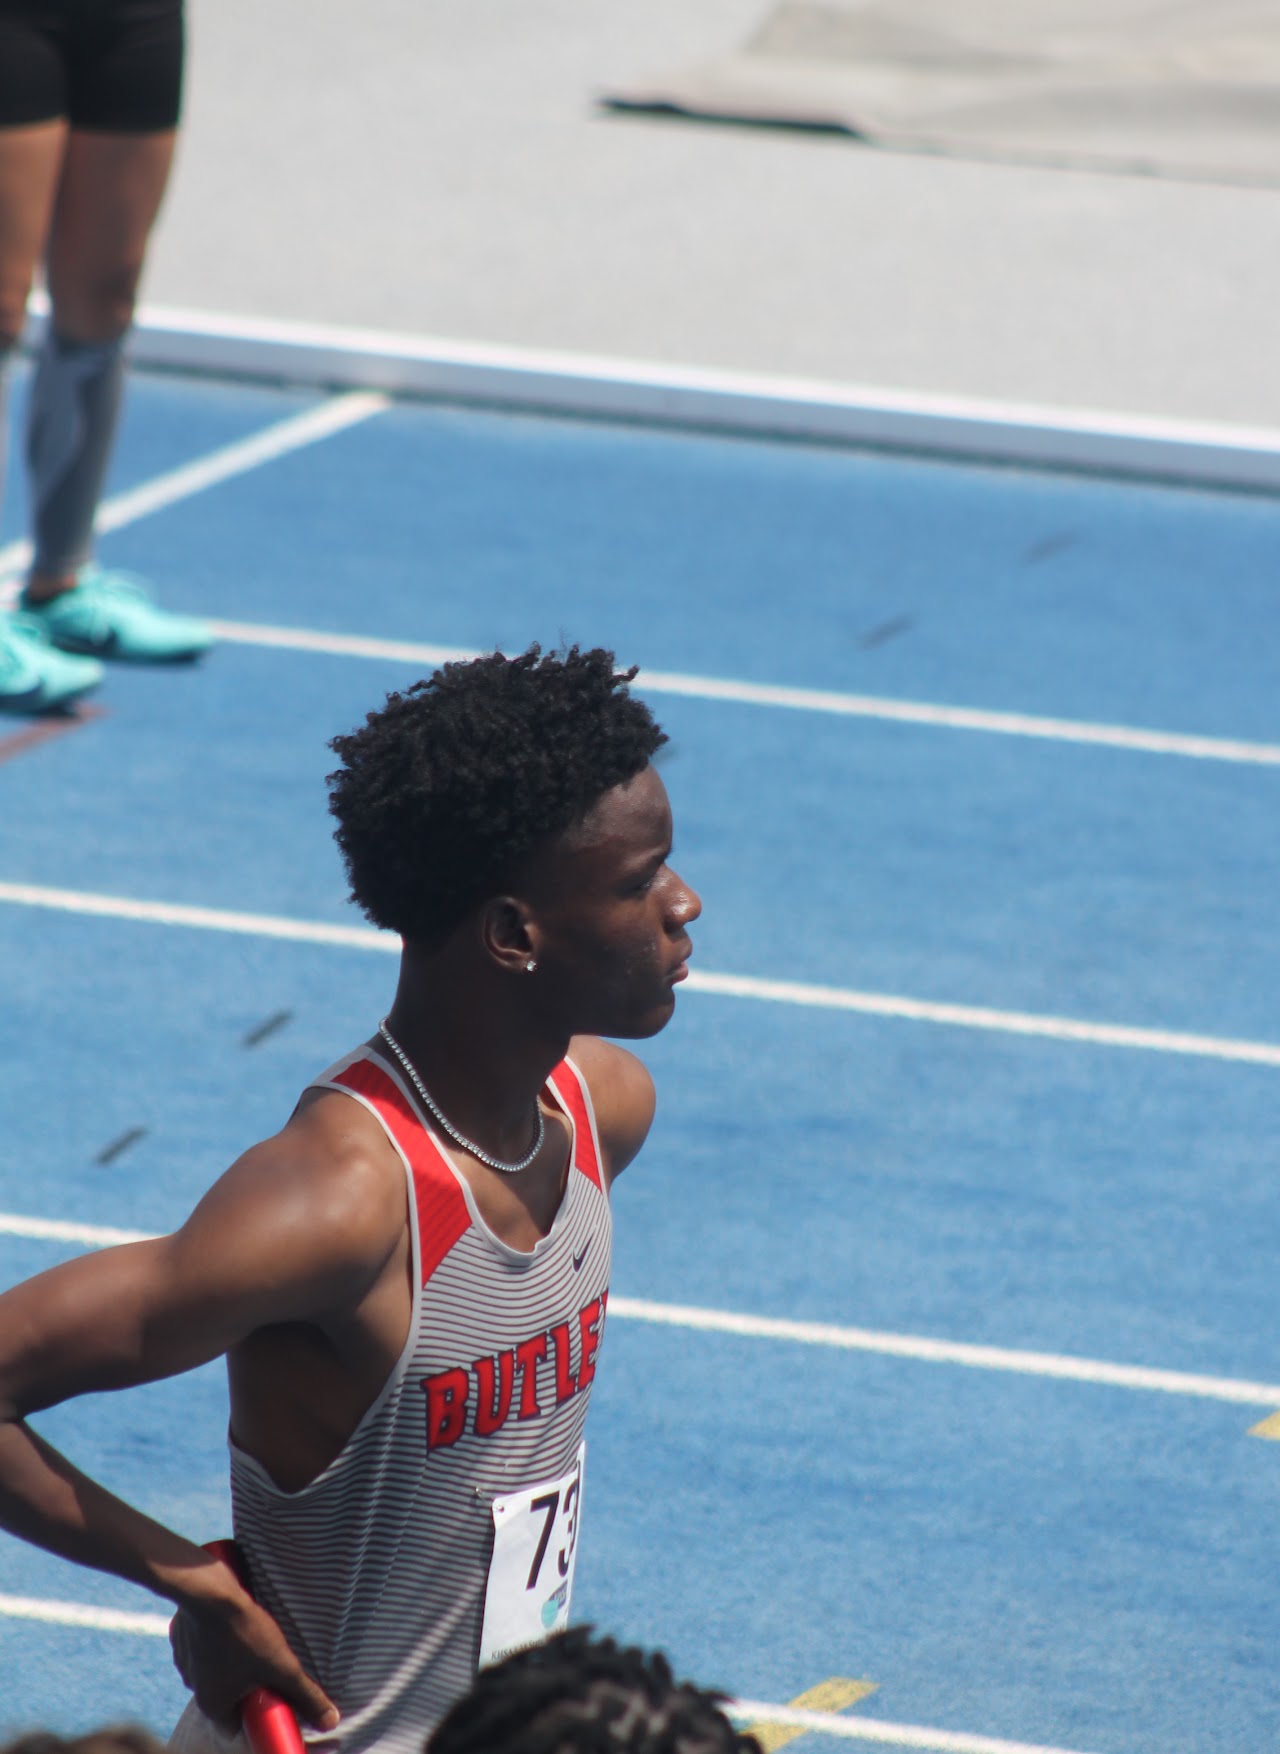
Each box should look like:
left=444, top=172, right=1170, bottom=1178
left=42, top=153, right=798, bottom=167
left=525, top=959, right=537, bottom=973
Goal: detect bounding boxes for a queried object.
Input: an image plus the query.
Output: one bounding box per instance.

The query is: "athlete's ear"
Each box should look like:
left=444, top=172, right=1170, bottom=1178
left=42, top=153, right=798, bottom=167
left=479, top=895, right=540, bottom=975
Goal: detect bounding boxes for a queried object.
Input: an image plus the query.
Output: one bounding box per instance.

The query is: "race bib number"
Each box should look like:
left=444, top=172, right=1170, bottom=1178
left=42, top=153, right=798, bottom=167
left=478, top=1442, right=586, bottom=1668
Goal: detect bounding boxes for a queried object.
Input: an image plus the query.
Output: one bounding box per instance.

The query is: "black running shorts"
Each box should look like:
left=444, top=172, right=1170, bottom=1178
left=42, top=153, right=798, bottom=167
left=0, top=0, right=184, bottom=132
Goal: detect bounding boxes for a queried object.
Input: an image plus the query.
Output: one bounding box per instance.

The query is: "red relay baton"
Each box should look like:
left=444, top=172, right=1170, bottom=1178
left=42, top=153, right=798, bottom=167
left=203, top=1540, right=307, bottom=1754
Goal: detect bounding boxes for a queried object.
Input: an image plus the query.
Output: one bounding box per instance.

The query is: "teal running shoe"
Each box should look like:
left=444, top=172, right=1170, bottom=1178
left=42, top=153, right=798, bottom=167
left=0, top=611, right=103, bottom=713
left=22, top=565, right=215, bottom=662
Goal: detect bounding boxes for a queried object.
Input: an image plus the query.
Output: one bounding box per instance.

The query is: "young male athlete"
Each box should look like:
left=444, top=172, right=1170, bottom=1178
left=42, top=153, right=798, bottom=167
left=0, top=645, right=701, bottom=1751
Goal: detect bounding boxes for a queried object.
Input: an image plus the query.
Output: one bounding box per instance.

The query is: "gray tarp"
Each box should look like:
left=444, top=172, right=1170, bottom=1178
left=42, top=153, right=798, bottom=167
left=603, top=0, right=1280, bottom=185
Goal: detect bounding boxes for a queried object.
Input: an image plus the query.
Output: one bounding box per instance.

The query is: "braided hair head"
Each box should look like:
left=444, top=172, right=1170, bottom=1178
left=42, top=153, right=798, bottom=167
left=427, top=1629, right=760, bottom=1754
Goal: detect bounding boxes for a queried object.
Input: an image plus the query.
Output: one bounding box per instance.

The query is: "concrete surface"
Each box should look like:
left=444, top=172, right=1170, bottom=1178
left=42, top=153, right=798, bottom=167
left=136, top=0, right=1280, bottom=426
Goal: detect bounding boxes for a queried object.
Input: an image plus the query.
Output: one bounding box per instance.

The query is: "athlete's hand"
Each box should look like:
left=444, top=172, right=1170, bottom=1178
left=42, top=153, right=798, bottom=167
left=169, top=1558, right=339, bottom=1734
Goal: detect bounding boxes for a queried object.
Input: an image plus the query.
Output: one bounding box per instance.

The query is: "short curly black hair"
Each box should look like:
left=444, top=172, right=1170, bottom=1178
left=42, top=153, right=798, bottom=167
left=327, top=645, right=667, bottom=944
left=426, top=1628, right=760, bottom=1754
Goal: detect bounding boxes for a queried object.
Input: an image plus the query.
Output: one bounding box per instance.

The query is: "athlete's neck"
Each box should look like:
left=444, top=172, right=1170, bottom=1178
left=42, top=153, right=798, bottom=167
left=383, top=940, right=569, bottom=1156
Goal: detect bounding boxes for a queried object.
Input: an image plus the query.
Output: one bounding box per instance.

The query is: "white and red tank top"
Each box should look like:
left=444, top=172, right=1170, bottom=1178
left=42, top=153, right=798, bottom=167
left=228, top=1044, right=613, bottom=1752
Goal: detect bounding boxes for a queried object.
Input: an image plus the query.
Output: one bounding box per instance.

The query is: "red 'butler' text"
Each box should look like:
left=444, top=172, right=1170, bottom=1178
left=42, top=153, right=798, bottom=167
left=421, top=1292, right=607, bottom=1453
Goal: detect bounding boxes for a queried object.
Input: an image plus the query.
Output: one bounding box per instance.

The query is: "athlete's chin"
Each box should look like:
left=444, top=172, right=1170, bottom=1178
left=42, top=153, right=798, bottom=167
left=594, top=989, right=680, bottom=1041
left=627, top=991, right=681, bottom=1039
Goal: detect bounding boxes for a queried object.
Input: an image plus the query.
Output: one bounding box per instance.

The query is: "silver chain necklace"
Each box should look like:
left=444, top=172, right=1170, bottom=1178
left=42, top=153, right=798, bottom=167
left=377, top=1019, right=545, bottom=1175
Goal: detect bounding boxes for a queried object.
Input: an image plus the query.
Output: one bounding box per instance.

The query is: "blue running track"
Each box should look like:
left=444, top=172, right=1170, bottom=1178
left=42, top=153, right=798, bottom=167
left=1, top=363, right=1278, bottom=1754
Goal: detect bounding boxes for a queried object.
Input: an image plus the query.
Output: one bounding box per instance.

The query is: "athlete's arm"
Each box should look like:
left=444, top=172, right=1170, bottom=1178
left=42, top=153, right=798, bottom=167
left=567, top=1036, right=656, bottom=1187
left=0, top=1097, right=403, bottom=1731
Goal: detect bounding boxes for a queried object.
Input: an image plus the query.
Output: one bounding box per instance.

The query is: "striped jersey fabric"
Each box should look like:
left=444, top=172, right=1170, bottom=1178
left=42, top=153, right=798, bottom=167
left=228, top=1044, right=613, bottom=1752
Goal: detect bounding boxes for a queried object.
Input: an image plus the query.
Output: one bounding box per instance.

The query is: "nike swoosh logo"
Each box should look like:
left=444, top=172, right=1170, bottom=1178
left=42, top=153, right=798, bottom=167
left=572, top=1241, right=592, bottom=1273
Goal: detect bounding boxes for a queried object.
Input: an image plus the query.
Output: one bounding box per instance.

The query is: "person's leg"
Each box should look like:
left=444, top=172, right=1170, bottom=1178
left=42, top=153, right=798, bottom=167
left=0, top=117, right=67, bottom=534
left=22, top=122, right=212, bottom=659
left=0, top=114, right=104, bottom=710
left=27, top=123, right=173, bottom=593
left=21, top=0, right=211, bottom=662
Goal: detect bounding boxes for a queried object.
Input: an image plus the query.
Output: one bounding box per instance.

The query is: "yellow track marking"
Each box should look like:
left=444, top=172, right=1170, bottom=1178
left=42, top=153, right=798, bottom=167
left=1249, top=1411, right=1280, bottom=1439
left=744, top=1677, right=878, bottom=1751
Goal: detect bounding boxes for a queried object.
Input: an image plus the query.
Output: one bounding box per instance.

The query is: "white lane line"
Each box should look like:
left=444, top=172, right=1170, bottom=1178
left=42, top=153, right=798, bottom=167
left=0, top=391, right=389, bottom=585
left=0, top=1591, right=169, bottom=1637
left=2, top=880, right=1278, bottom=1071
left=729, top=1701, right=1105, bottom=1754
left=642, top=668, right=1280, bottom=768
left=210, top=619, right=473, bottom=669
left=608, top=1297, right=1280, bottom=1410
left=683, top=969, right=1280, bottom=1069
left=0, top=881, right=389, bottom=951
left=3, top=1213, right=1278, bottom=1411
left=205, top=620, right=1280, bottom=769
left=0, top=1212, right=150, bottom=1247
left=0, top=1584, right=1106, bottom=1754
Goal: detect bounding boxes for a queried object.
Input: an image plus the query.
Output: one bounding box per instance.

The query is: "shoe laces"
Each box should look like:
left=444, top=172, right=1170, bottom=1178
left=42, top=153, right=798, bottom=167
left=73, top=565, right=153, bottom=606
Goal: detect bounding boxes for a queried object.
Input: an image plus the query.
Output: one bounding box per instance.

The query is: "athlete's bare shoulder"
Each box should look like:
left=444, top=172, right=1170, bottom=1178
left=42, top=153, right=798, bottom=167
left=565, top=1036, right=656, bottom=1187
left=244, top=1084, right=406, bottom=1252
left=176, top=1083, right=409, bottom=1330
left=0, top=1082, right=411, bottom=1437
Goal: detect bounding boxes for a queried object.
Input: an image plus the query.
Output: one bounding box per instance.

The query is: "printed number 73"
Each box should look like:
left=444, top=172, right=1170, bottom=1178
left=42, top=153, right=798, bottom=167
left=527, top=1478, right=579, bottom=1590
